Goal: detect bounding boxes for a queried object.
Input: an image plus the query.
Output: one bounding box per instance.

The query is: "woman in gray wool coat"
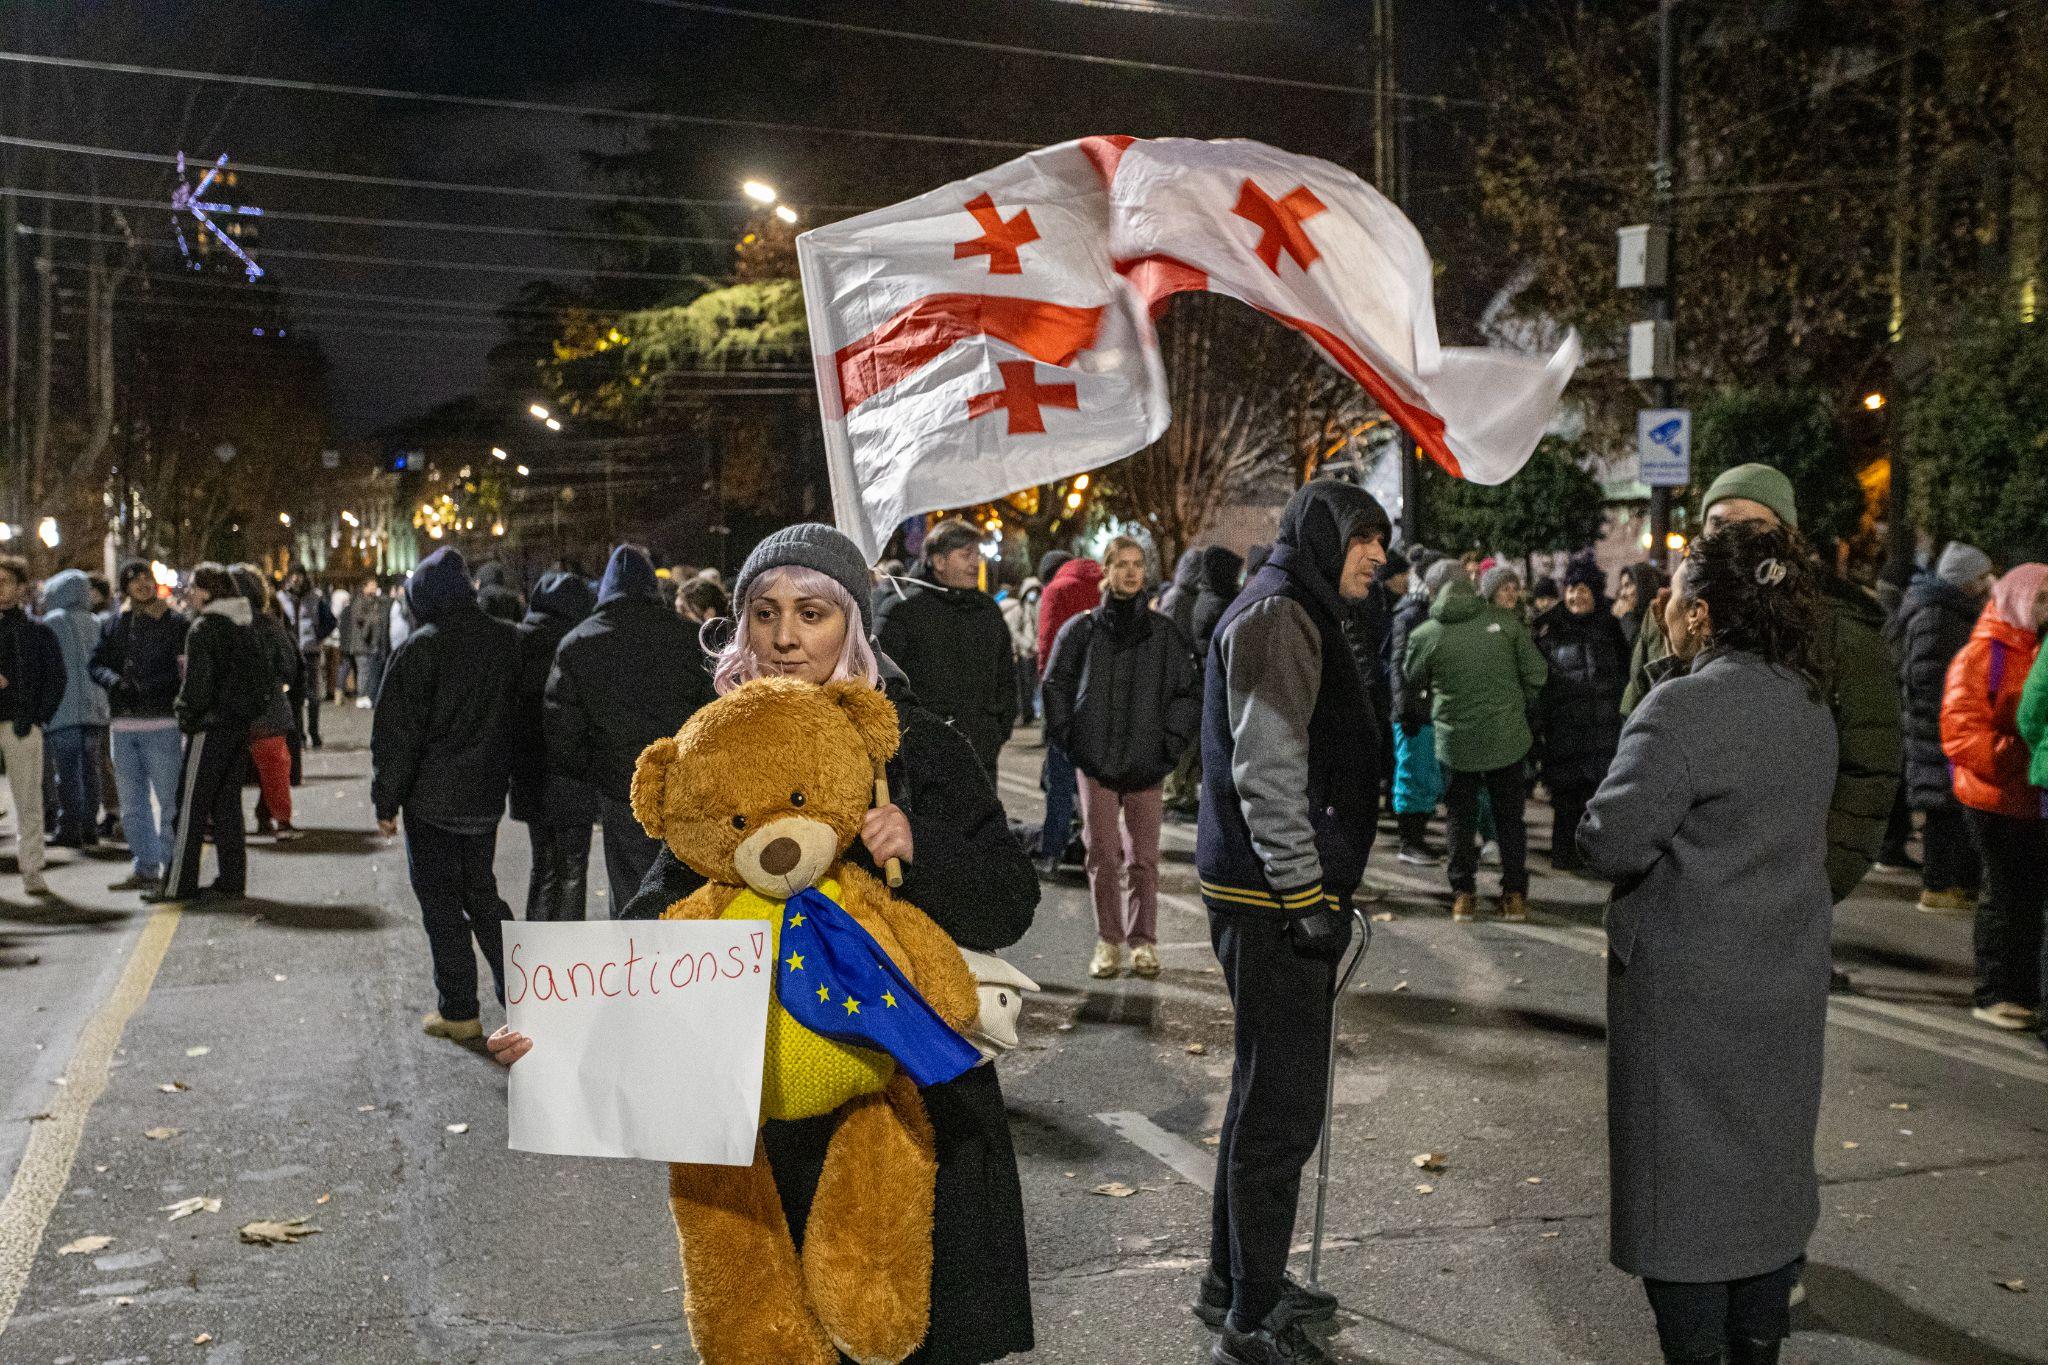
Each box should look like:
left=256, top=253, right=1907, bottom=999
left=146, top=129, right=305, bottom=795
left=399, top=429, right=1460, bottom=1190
left=1577, top=521, right=1837, bottom=1365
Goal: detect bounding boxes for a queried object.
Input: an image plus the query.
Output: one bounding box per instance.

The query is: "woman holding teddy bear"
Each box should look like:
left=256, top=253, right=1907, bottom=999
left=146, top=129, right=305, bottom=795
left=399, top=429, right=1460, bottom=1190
left=491, top=523, right=1041, bottom=1365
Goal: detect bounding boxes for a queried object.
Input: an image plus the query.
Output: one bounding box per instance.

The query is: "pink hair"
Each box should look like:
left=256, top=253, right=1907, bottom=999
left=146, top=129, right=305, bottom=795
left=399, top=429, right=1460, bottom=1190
left=704, top=565, right=882, bottom=695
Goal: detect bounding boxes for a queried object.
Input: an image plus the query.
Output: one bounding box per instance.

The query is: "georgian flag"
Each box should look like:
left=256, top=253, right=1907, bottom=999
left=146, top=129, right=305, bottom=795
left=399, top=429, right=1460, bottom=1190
left=797, top=135, right=1579, bottom=562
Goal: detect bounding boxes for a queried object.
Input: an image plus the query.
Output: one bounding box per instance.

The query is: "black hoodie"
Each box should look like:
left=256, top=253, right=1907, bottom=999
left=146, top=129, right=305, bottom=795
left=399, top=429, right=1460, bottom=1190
left=91, top=602, right=191, bottom=720
left=873, top=559, right=1016, bottom=770
left=510, top=572, right=600, bottom=826
left=371, top=547, right=521, bottom=830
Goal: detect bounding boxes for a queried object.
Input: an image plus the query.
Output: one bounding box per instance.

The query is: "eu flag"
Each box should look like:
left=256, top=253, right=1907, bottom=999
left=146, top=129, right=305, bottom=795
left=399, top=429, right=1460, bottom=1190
left=773, top=886, right=981, bottom=1088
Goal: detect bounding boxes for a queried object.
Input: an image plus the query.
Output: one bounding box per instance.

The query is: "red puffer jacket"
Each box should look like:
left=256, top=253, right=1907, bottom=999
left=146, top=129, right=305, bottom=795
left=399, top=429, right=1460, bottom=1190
left=1941, top=600, right=2044, bottom=819
left=1035, top=557, right=1102, bottom=676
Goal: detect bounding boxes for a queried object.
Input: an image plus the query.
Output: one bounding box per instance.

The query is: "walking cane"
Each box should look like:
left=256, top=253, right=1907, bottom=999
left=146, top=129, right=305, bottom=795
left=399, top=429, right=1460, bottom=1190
left=1307, top=905, right=1372, bottom=1290
left=872, top=759, right=904, bottom=889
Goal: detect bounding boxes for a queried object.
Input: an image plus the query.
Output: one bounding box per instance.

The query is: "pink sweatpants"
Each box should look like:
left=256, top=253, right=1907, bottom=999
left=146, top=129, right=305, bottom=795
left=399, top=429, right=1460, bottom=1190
left=1078, top=773, right=1162, bottom=947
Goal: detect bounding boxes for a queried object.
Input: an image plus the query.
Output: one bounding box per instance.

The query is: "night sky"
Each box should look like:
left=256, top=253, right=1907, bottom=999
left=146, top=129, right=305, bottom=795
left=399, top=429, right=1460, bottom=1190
left=6, top=0, right=1499, bottom=438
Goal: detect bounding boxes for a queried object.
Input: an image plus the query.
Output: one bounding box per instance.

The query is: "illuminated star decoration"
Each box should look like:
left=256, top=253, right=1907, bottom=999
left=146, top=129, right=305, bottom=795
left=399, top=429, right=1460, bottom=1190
left=172, top=152, right=265, bottom=281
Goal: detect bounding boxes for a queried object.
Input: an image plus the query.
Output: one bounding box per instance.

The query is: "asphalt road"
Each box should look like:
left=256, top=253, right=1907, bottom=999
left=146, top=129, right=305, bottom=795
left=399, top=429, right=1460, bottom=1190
left=1, top=705, right=2043, bottom=1364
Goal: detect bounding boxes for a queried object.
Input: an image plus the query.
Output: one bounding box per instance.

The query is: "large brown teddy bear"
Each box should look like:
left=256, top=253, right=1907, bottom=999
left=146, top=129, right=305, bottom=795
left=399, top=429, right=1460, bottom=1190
left=630, top=676, right=981, bottom=1365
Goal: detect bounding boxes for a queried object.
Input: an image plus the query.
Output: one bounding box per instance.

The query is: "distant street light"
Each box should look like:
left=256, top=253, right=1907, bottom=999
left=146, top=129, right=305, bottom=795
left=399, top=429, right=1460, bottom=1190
left=528, top=404, right=550, bottom=420
left=0, top=524, right=14, bottom=542
left=544, top=418, right=562, bottom=432
left=279, top=512, right=292, bottom=526
left=742, top=180, right=778, bottom=204
left=1863, top=391, right=1885, bottom=411
left=774, top=205, right=798, bottom=225
left=37, top=516, right=59, bottom=548
left=491, top=447, right=508, bottom=460
left=516, top=465, right=531, bottom=477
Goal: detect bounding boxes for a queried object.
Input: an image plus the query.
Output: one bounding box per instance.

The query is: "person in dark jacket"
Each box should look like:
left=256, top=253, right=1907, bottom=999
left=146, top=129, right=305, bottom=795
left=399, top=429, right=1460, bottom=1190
left=511, top=571, right=599, bottom=921
left=1195, top=482, right=1388, bottom=1365
left=1532, top=559, right=1629, bottom=872
left=496, top=522, right=1040, bottom=1365
left=231, top=565, right=305, bottom=840
left=1388, top=555, right=1455, bottom=866
left=1166, top=546, right=1249, bottom=819
left=372, top=547, right=521, bottom=1041
left=1159, top=546, right=1204, bottom=641
left=277, top=567, right=334, bottom=748
left=874, top=517, right=1016, bottom=778
left=0, top=554, right=64, bottom=895
left=41, top=568, right=110, bottom=849
left=158, top=563, right=272, bottom=903
left=1887, top=541, right=1993, bottom=911
left=1034, top=553, right=1103, bottom=869
left=1579, top=521, right=1837, bottom=1365
left=1614, top=561, right=1664, bottom=650
left=545, top=544, right=716, bottom=914
left=475, top=560, right=525, bottom=623
left=341, top=575, right=394, bottom=707
left=1042, top=536, right=1201, bottom=980
left=90, top=560, right=190, bottom=889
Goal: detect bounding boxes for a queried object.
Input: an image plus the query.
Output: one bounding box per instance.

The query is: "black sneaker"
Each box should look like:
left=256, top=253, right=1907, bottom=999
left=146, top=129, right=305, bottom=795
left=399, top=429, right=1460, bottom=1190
left=1212, top=1317, right=1336, bottom=1365
left=1397, top=842, right=1443, bottom=867
left=1193, top=1271, right=1338, bottom=1333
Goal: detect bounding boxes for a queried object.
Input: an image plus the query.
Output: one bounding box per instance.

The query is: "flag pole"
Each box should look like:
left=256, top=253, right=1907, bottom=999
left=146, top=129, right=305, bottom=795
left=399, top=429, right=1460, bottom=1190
left=873, top=760, right=904, bottom=889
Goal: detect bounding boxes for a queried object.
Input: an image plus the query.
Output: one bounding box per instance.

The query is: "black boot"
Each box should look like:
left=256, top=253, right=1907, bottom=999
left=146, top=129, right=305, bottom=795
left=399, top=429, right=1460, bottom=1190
left=1212, top=1318, right=1335, bottom=1365
left=1728, top=1339, right=1781, bottom=1365
left=1193, top=1270, right=1337, bottom=1332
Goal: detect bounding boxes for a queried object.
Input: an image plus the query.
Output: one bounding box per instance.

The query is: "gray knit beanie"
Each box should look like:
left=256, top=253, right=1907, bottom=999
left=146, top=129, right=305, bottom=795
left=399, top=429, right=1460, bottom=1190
left=1478, top=564, right=1522, bottom=602
left=1422, top=558, right=1467, bottom=597
left=1934, top=541, right=1993, bottom=593
left=732, top=523, right=878, bottom=637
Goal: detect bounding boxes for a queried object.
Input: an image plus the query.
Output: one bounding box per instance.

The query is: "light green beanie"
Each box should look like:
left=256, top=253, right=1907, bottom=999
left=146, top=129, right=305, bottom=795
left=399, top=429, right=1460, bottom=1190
left=1700, top=462, right=1799, bottom=529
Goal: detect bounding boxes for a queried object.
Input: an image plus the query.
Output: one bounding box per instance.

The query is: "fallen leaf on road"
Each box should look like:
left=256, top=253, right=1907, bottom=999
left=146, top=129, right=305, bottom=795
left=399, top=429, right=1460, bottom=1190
left=1525, top=1177, right=1543, bottom=1185
left=144, top=1127, right=180, bottom=1141
left=1369, top=911, right=1397, bottom=923
left=1898, top=1129, right=1914, bottom=1136
left=1090, top=1182, right=1137, bottom=1198
left=1414, top=1184, right=1435, bottom=1195
left=162, top=1196, right=221, bottom=1221
left=356, top=1104, right=376, bottom=1112
left=1890, top=1102, right=1911, bottom=1111
left=272, top=974, right=287, bottom=982
left=56, top=1235, right=113, bottom=1256
left=158, top=1081, right=188, bottom=1093
left=445, top=1122, right=469, bottom=1135
left=1055, top=1023, right=1074, bottom=1032
left=239, top=1217, right=319, bottom=1246
left=1392, top=981, right=1410, bottom=992
left=1999, top=1278, right=2027, bottom=1293
left=193, top=1333, right=213, bottom=1345
left=1202, top=1135, right=1221, bottom=1146
left=1412, top=1152, right=1448, bottom=1171
left=185, top=1046, right=211, bottom=1058
left=114, top=1295, right=134, bottom=1306
left=1185, top=1043, right=1207, bottom=1055
left=1842, top=1141, right=1860, bottom=1150
left=52, top=1076, right=68, bottom=1087
left=1541, top=1231, right=1561, bottom=1238
left=315, top=1193, right=331, bottom=1205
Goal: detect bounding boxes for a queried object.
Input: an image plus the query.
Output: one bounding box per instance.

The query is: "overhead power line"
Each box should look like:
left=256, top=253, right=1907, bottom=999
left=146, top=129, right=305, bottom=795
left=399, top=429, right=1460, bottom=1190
left=1031, top=0, right=1308, bottom=22
left=641, top=0, right=1495, bottom=106
left=0, top=50, right=1039, bottom=150
left=0, top=184, right=781, bottom=246
left=43, top=260, right=630, bottom=316
left=0, top=133, right=870, bottom=210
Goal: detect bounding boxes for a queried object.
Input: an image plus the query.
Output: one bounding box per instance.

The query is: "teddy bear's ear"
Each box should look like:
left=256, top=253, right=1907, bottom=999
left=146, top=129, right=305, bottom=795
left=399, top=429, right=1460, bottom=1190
left=823, top=680, right=901, bottom=766
left=629, top=736, right=679, bottom=839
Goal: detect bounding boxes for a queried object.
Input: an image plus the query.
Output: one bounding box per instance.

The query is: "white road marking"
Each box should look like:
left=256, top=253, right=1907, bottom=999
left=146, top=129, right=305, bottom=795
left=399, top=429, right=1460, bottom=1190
left=1096, top=1111, right=1216, bottom=1193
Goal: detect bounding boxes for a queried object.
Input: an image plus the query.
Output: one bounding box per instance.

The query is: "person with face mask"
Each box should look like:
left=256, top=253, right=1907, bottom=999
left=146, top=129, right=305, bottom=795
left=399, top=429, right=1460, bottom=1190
left=1194, top=481, right=1389, bottom=1365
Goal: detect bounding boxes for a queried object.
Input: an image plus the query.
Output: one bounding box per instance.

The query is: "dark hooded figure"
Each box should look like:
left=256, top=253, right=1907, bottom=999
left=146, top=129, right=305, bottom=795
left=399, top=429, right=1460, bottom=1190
left=475, top=560, right=525, bottom=624
left=1158, top=547, right=1205, bottom=640
left=1194, top=481, right=1390, bottom=1365
left=511, top=571, right=600, bottom=921
left=1191, top=545, right=1247, bottom=660
left=545, top=544, right=716, bottom=911
left=370, top=547, right=522, bottom=1040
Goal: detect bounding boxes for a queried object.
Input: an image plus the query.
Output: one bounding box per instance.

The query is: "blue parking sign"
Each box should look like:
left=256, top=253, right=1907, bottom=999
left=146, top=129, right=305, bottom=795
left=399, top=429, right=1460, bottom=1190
left=1637, top=409, right=1690, bottom=487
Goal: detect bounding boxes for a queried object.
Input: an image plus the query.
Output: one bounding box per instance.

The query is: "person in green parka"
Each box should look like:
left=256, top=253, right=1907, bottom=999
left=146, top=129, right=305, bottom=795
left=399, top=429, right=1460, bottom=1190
left=1622, top=463, right=1902, bottom=910
left=1404, top=566, right=1548, bottom=923
left=2019, top=642, right=2048, bottom=791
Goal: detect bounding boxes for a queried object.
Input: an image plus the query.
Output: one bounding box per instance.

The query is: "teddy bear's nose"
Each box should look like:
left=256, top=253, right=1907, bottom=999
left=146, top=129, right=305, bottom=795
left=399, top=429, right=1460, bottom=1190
left=759, top=837, right=803, bottom=877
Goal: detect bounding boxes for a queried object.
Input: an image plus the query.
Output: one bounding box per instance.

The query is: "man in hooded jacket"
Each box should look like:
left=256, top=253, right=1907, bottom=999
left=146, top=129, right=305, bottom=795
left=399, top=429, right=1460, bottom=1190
left=512, top=572, right=600, bottom=921
left=545, top=544, right=716, bottom=912
left=160, top=563, right=272, bottom=903
left=1195, top=480, right=1389, bottom=1365
left=372, top=547, right=521, bottom=1040
left=874, top=517, right=1017, bottom=777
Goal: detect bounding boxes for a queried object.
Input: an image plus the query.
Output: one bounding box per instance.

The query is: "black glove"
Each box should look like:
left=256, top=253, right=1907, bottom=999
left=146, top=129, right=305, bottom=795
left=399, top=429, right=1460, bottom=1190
left=1287, top=905, right=1352, bottom=962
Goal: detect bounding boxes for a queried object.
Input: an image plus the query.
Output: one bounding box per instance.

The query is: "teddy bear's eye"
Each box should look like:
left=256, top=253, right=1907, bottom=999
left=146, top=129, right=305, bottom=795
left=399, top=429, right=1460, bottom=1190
left=790, top=791, right=805, bottom=808
left=731, top=814, right=747, bottom=831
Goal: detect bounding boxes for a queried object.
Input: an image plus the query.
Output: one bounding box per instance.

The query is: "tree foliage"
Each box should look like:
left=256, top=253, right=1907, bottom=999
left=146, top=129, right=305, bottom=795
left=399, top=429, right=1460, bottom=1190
left=1904, top=314, right=2048, bottom=563
left=1421, top=435, right=1607, bottom=557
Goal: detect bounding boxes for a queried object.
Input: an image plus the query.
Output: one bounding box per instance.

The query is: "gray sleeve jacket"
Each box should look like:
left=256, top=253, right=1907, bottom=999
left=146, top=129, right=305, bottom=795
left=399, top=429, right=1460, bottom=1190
left=1215, top=595, right=1324, bottom=892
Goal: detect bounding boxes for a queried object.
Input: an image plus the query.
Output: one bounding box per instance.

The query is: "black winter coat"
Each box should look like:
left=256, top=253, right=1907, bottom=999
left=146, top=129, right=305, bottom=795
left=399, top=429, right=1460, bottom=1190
left=1388, top=592, right=1434, bottom=730
left=1158, top=548, right=1203, bottom=640
left=1189, top=546, right=1244, bottom=658
left=1532, top=603, right=1629, bottom=790
left=247, top=614, right=300, bottom=740
left=175, top=605, right=273, bottom=734
left=370, top=601, right=520, bottom=831
left=873, top=566, right=1015, bottom=770
left=621, top=674, right=1039, bottom=1365
left=1888, top=573, right=1982, bottom=811
left=510, top=575, right=600, bottom=827
left=1041, top=594, right=1202, bottom=792
left=544, top=596, right=716, bottom=803
left=89, top=606, right=190, bottom=719
left=0, top=606, right=66, bottom=737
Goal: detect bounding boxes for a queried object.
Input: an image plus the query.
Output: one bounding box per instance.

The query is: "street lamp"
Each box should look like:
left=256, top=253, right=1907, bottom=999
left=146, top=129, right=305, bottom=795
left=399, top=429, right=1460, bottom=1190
left=37, top=516, right=59, bottom=548
left=742, top=179, right=778, bottom=205
left=279, top=512, right=291, bottom=527
left=1862, top=391, right=1885, bottom=411
left=491, top=447, right=508, bottom=460
left=528, top=404, right=550, bottom=421
left=516, top=465, right=530, bottom=477
left=544, top=418, right=562, bottom=432
left=774, top=204, right=798, bottom=225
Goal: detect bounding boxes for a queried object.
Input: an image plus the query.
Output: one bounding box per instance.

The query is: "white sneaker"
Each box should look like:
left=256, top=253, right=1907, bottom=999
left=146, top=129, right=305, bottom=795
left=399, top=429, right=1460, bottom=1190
left=1088, top=939, right=1123, bottom=979
left=1130, top=944, right=1161, bottom=979
left=1480, top=841, right=1501, bottom=867
left=355, top=697, right=373, bottom=709
left=1972, top=1002, right=2040, bottom=1032
left=22, top=872, right=50, bottom=896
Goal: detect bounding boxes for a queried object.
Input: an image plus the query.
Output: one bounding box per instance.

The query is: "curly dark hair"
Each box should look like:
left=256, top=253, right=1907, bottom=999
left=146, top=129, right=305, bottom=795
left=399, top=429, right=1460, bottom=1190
left=1677, top=521, right=1826, bottom=691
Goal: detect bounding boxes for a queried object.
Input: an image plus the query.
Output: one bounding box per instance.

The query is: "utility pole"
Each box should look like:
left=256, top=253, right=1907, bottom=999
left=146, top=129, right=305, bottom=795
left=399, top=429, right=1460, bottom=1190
left=1647, top=0, right=1679, bottom=568
left=3, top=190, right=18, bottom=530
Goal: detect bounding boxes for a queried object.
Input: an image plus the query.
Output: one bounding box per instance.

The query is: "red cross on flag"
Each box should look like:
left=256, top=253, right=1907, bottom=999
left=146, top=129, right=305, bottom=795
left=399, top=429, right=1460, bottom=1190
left=798, top=136, right=1579, bottom=562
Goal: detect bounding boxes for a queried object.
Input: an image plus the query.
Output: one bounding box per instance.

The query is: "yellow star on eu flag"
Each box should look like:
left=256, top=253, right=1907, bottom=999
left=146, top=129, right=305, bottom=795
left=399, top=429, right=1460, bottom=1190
left=816, top=984, right=831, bottom=1002
left=787, top=911, right=806, bottom=928
left=843, top=997, right=861, bottom=1015
left=882, top=992, right=898, bottom=1008
left=785, top=952, right=804, bottom=972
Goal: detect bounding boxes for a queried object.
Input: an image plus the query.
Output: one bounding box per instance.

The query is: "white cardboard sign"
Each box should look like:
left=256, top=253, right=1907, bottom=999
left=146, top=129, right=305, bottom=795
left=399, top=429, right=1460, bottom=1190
left=505, top=920, right=773, bottom=1166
